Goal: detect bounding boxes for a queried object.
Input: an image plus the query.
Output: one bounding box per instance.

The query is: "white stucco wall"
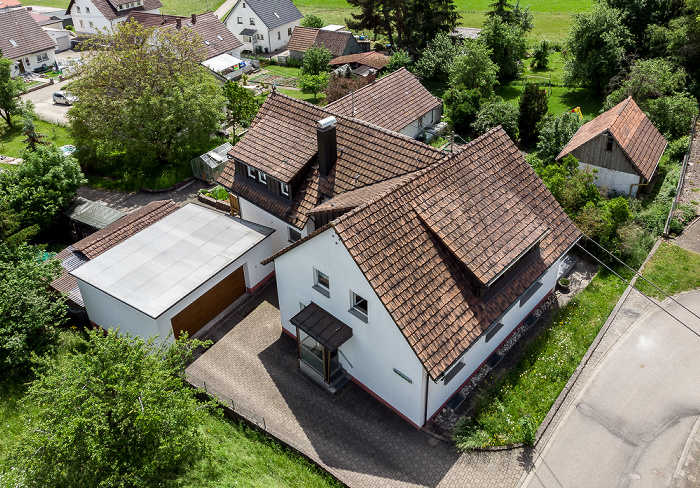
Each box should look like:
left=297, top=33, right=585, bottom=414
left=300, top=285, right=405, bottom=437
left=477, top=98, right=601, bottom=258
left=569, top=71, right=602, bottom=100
left=76, top=233, right=274, bottom=342
left=581, top=163, right=642, bottom=198
left=238, top=197, right=312, bottom=255
left=225, top=2, right=298, bottom=53
left=398, top=105, right=444, bottom=139
left=45, top=29, right=72, bottom=52
left=274, top=228, right=427, bottom=426
left=71, top=0, right=160, bottom=35
left=425, top=253, right=564, bottom=418
left=10, top=48, right=56, bottom=77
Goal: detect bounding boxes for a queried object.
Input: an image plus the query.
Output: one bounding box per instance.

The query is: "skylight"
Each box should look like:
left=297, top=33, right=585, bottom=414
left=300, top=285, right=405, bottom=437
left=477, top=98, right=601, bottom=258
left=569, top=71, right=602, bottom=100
left=274, top=12, right=279, bottom=18
left=9, top=39, right=18, bottom=47
left=216, top=35, right=223, bottom=40
left=204, top=40, right=211, bottom=45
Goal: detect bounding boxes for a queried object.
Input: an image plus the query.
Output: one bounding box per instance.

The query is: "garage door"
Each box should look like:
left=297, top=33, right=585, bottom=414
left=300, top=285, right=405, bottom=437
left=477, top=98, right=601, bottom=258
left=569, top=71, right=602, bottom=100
left=171, top=266, right=246, bottom=338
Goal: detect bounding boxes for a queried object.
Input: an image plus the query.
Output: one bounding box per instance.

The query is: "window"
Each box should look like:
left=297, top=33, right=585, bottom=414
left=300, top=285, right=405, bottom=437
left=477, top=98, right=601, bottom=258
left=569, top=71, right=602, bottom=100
left=119, top=4, right=123, bottom=8
left=288, top=227, right=301, bottom=243
left=89, top=21, right=94, bottom=27
left=242, top=2, right=246, bottom=6
left=277, top=31, right=281, bottom=40
left=237, top=16, right=242, bottom=24
left=250, top=18, right=255, bottom=25
left=288, top=27, right=292, bottom=36
left=80, top=19, right=84, bottom=27
left=257, top=33, right=264, bottom=40
left=86, top=6, right=90, bottom=12
left=76, top=6, right=81, bottom=12
left=313, top=269, right=330, bottom=297
left=36, top=53, right=48, bottom=62
left=349, top=292, right=368, bottom=322
left=281, top=182, right=289, bottom=196
left=246, top=165, right=257, bottom=179
left=606, top=134, right=614, bottom=152
left=243, top=35, right=252, bottom=42
left=258, top=171, right=267, bottom=184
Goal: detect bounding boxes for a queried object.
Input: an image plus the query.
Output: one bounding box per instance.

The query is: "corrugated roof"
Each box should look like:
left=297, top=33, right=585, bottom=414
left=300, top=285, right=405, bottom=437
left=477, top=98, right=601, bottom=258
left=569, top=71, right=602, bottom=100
left=64, top=197, right=126, bottom=231
left=557, top=96, right=668, bottom=181
left=0, top=8, right=56, bottom=59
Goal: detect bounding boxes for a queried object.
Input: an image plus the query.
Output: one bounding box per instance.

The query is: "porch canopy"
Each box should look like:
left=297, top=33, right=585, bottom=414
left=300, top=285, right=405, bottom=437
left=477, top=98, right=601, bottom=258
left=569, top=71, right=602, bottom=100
left=291, top=302, right=352, bottom=351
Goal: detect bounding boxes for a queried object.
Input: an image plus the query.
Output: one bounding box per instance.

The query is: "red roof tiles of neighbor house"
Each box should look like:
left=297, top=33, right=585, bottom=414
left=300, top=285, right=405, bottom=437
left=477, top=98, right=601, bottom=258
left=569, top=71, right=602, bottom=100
left=66, top=0, right=164, bottom=21
left=329, top=51, right=390, bottom=70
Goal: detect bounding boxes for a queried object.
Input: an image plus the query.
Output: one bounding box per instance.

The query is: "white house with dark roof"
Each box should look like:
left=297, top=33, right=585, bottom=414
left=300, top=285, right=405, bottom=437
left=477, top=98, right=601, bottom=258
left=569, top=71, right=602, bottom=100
left=223, top=0, right=302, bottom=54
left=66, top=0, right=162, bottom=35
left=262, top=128, right=581, bottom=427
left=0, top=8, right=56, bottom=76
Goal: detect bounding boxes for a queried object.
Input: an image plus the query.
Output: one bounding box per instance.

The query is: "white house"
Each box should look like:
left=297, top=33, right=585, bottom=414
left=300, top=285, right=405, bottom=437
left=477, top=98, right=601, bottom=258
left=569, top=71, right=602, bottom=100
left=216, top=90, right=447, bottom=256
left=72, top=204, right=275, bottom=341
left=222, top=0, right=302, bottom=54
left=325, top=68, right=443, bottom=139
left=263, top=127, right=581, bottom=428
left=0, top=8, right=56, bottom=76
left=66, top=0, right=162, bottom=36
left=557, top=96, right=668, bottom=198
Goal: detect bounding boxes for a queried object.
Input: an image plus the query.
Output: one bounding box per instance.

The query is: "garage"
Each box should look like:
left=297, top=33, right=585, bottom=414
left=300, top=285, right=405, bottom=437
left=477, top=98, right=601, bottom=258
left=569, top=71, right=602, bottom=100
left=72, top=203, right=275, bottom=342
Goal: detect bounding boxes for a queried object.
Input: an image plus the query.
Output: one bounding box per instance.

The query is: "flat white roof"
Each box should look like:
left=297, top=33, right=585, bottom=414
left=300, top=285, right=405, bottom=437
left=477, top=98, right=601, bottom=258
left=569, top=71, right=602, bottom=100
left=72, top=203, right=273, bottom=319
left=321, top=24, right=345, bottom=31
left=201, top=53, right=243, bottom=73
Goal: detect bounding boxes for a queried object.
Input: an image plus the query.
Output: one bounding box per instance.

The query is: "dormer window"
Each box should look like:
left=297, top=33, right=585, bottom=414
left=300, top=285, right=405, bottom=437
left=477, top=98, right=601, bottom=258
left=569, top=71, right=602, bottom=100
left=258, top=171, right=267, bottom=184
left=247, top=165, right=257, bottom=179
left=281, top=182, right=289, bottom=196
left=606, top=134, right=614, bottom=152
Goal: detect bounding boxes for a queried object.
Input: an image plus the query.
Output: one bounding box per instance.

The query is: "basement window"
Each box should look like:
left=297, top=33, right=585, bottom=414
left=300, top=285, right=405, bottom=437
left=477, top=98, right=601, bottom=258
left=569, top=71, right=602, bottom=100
left=606, top=134, right=614, bottom=152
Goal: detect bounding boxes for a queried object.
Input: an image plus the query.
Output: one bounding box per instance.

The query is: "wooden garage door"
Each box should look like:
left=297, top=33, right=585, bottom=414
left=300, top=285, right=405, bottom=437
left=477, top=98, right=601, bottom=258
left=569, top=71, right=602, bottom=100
left=171, top=266, right=245, bottom=338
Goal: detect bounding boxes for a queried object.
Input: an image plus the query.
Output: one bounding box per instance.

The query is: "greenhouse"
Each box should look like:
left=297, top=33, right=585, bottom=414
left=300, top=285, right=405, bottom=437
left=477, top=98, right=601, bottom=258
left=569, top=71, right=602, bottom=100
left=191, top=142, right=233, bottom=183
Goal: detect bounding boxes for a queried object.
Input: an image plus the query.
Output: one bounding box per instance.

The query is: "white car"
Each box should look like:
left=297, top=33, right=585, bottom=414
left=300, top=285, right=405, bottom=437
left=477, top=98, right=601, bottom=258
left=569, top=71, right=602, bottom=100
left=53, top=91, right=77, bottom=105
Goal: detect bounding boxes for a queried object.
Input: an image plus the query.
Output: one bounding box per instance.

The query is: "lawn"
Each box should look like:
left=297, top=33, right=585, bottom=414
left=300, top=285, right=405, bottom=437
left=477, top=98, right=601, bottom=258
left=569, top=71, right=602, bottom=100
left=0, top=117, right=72, bottom=158
left=636, top=243, right=700, bottom=300
left=0, top=331, right=341, bottom=488
left=452, top=264, right=631, bottom=448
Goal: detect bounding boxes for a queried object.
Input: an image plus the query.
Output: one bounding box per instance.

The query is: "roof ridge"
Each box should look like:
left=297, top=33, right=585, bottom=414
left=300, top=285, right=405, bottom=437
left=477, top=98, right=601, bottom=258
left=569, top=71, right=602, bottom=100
left=608, top=95, right=633, bottom=131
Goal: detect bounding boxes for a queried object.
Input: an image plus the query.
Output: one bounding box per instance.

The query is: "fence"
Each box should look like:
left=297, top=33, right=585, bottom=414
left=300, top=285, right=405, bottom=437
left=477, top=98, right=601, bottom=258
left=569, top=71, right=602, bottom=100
left=663, top=113, right=699, bottom=237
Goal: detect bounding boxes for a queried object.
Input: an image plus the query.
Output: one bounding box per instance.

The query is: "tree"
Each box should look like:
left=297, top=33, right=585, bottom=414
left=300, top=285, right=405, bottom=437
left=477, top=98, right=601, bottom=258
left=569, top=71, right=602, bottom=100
left=414, top=31, right=463, bottom=80
left=324, top=72, right=370, bottom=104
left=0, top=243, right=65, bottom=379
left=301, top=46, right=332, bottom=76
left=534, top=155, right=601, bottom=216
left=471, top=97, right=519, bottom=140
left=223, top=81, right=258, bottom=142
left=10, top=328, right=218, bottom=488
left=0, top=54, right=25, bottom=129
left=384, top=50, right=413, bottom=74
left=601, top=0, right=681, bottom=49
left=444, top=86, right=482, bottom=133
left=301, top=14, right=324, bottom=28
left=299, top=74, right=329, bottom=102
left=479, top=16, right=527, bottom=80
left=518, top=83, right=548, bottom=144
left=645, top=92, right=699, bottom=139
left=486, top=0, right=515, bottom=24
left=22, top=104, right=50, bottom=152
left=0, top=144, right=86, bottom=233
left=531, top=39, right=550, bottom=68
left=448, top=40, right=499, bottom=98
left=406, top=0, right=460, bottom=50
left=346, top=0, right=402, bottom=48
left=563, top=4, right=632, bottom=93
left=605, top=58, right=687, bottom=109
left=536, top=111, right=584, bottom=164
left=512, top=0, right=534, bottom=32
left=68, top=20, right=225, bottom=173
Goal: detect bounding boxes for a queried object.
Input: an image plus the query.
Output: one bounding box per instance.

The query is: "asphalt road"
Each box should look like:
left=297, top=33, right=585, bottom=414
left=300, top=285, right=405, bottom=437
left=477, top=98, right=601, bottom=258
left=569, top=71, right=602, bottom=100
left=21, top=79, right=73, bottom=124
left=522, top=290, right=700, bottom=488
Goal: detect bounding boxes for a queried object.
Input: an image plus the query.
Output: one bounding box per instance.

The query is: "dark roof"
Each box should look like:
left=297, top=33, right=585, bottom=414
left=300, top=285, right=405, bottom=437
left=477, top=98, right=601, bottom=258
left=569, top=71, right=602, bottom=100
left=557, top=96, right=668, bottom=181
left=326, top=68, right=442, bottom=133
left=0, top=9, right=56, bottom=59
left=160, top=12, right=242, bottom=59
left=288, top=26, right=357, bottom=57
left=64, top=197, right=126, bottom=230
left=329, top=51, right=390, bottom=70
left=218, top=92, right=447, bottom=229
left=125, top=11, right=183, bottom=27
left=270, top=128, right=581, bottom=380
left=230, top=0, right=302, bottom=30
left=291, top=302, right=353, bottom=351
left=51, top=200, right=179, bottom=308
left=66, top=0, right=164, bottom=21
left=239, top=27, right=257, bottom=36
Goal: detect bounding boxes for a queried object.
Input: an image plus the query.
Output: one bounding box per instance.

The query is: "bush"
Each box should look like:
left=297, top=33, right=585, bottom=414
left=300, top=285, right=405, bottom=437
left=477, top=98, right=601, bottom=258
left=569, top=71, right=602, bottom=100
left=471, top=98, right=519, bottom=140
left=531, top=39, right=550, bottom=68
left=444, top=87, right=482, bottom=134
left=536, top=111, right=584, bottom=164
left=614, top=222, right=656, bottom=268
left=666, top=136, right=689, bottom=163
left=301, top=14, right=324, bottom=28
left=518, top=83, right=548, bottom=144
left=645, top=92, right=699, bottom=140
left=374, top=42, right=386, bottom=51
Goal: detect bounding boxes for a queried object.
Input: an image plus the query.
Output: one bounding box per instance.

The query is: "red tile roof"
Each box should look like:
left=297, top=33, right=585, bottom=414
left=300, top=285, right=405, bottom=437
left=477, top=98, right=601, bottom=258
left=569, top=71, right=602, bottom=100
left=326, top=68, right=442, bottom=134
left=160, top=12, right=243, bottom=59
left=286, top=25, right=318, bottom=52
left=67, top=0, right=164, bottom=21
left=125, top=11, right=183, bottom=27
left=287, top=26, right=357, bottom=57
left=0, top=9, right=56, bottom=59
left=557, top=97, right=668, bottom=181
left=269, top=128, right=580, bottom=380
left=218, top=91, right=446, bottom=228
left=329, top=51, right=390, bottom=70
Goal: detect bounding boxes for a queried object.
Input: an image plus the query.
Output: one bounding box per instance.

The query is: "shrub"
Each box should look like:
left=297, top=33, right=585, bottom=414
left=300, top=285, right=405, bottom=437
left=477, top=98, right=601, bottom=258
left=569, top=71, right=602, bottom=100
left=614, top=222, right=656, bottom=268
left=536, top=111, right=584, bottom=164
left=301, top=13, right=324, bottom=28
left=471, top=98, right=519, bottom=140
left=374, top=42, right=386, bottom=51
left=518, top=83, right=548, bottom=144
left=645, top=92, right=699, bottom=140
left=531, top=39, right=550, bottom=68
left=444, top=87, right=482, bottom=134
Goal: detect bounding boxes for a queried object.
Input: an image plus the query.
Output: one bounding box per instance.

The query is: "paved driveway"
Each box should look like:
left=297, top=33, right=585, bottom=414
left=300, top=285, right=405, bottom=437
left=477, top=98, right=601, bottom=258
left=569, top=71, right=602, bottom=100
left=522, top=290, right=700, bottom=488
left=21, top=79, right=74, bottom=124
left=186, top=283, right=528, bottom=488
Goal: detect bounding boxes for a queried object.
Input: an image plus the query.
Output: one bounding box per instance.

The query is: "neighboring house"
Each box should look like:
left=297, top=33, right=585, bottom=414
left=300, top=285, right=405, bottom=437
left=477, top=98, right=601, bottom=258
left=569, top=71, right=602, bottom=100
left=66, top=0, right=162, bottom=36
left=328, top=51, right=390, bottom=77
left=223, top=0, right=302, bottom=54
left=0, top=8, right=56, bottom=76
left=287, top=26, right=361, bottom=60
left=217, top=90, right=447, bottom=254
left=326, top=68, right=443, bottom=139
left=0, top=0, right=21, bottom=11
left=557, top=96, right=668, bottom=197
left=29, top=11, right=63, bottom=29
left=64, top=197, right=127, bottom=242
left=72, top=203, right=276, bottom=341
left=52, top=200, right=179, bottom=311
left=262, top=127, right=581, bottom=427
left=44, top=28, right=73, bottom=52
left=25, top=6, right=74, bottom=29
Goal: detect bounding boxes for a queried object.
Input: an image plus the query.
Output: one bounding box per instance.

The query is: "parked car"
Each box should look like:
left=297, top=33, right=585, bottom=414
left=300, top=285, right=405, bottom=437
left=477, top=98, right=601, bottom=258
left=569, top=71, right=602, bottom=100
left=53, top=91, right=77, bottom=105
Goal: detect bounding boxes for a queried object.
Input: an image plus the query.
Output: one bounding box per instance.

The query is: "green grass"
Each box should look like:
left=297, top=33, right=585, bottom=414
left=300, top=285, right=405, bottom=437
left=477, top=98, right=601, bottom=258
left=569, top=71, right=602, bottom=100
left=453, top=265, right=630, bottom=448
left=265, top=65, right=301, bottom=78
left=636, top=243, right=700, bottom=300
left=0, top=330, right=340, bottom=488
left=0, top=117, right=72, bottom=158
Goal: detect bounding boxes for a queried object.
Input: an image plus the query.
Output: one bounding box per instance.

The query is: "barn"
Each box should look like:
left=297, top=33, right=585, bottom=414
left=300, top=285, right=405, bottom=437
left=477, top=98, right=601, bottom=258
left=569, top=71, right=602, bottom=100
left=72, top=203, right=274, bottom=341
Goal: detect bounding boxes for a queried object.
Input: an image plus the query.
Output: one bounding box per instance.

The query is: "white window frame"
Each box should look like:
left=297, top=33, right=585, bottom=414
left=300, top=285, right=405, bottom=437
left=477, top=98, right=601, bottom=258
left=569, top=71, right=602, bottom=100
left=258, top=171, right=267, bottom=184
left=349, top=291, right=368, bottom=322
left=243, top=35, right=252, bottom=43
left=250, top=18, right=255, bottom=25
left=288, top=227, right=301, bottom=243
left=246, top=165, right=257, bottom=179
left=89, top=21, right=94, bottom=27
left=281, top=182, right=289, bottom=196
left=36, top=53, right=48, bottom=63
left=257, top=33, right=264, bottom=40
left=237, top=16, right=243, bottom=24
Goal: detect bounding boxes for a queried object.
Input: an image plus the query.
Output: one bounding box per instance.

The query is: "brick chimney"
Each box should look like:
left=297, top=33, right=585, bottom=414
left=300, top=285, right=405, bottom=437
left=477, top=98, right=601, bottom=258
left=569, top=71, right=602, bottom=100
left=317, top=116, right=337, bottom=177
left=191, top=13, right=197, bottom=24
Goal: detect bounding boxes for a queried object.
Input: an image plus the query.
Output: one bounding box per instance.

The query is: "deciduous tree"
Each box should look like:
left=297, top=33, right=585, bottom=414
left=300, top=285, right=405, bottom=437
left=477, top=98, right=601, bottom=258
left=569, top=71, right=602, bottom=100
left=0, top=53, right=25, bottom=129
left=536, top=111, right=584, bottom=164
left=414, top=32, right=463, bottom=80
left=301, top=14, right=324, bottom=28
left=299, top=74, right=329, bottom=102
left=479, top=16, right=527, bottom=80
left=471, top=97, right=519, bottom=140
left=448, top=40, right=499, bottom=98
left=223, top=81, right=258, bottom=142
left=301, top=46, right=332, bottom=76
left=324, top=72, right=369, bottom=104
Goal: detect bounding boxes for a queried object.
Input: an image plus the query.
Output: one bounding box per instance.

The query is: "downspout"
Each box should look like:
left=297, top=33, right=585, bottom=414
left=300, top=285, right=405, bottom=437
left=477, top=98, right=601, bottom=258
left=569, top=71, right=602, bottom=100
left=629, top=179, right=649, bottom=197
left=422, top=368, right=429, bottom=426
